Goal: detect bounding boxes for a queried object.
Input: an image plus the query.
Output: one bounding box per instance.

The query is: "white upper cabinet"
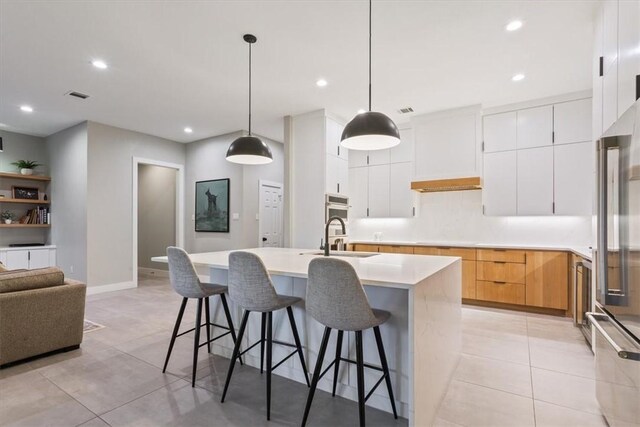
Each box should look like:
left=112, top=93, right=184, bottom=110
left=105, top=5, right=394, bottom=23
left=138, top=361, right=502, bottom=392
left=326, top=154, right=339, bottom=195
left=348, top=166, right=368, bottom=219
left=349, top=150, right=369, bottom=168
left=389, top=162, right=414, bottom=218
left=516, top=105, right=553, bottom=149
left=390, top=127, right=414, bottom=163
left=483, top=151, right=517, bottom=216
left=413, top=106, right=480, bottom=180
left=326, top=117, right=348, bottom=160
left=617, top=0, right=640, bottom=118
left=367, top=164, right=390, bottom=218
left=554, top=99, right=592, bottom=144
left=593, top=7, right=604, bottom=140
left=603, top=0, right=619, bottom=73
left=483, top=111, right=517, bottom=153
left=554, top=142, right=594, bottom=216
left=338, top=158, right=348, bottom=195
left=603, top=57, right=619, bottom=131
left=517, top=147, right=554, bottom=215
left=368, top=149, right=390, bottom=166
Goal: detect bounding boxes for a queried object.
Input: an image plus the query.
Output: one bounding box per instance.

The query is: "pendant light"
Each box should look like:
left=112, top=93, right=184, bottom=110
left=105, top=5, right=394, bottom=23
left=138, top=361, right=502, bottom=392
left=341, top=0, right=400, bottom=151
left=226, top=34, right=273, bottom=165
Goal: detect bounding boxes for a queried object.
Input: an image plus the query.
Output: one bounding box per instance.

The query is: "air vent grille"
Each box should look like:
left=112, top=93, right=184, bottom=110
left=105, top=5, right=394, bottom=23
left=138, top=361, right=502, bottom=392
left=66, top=91, right=90, bottom=99
left=397, top=107, right=414, bottom=114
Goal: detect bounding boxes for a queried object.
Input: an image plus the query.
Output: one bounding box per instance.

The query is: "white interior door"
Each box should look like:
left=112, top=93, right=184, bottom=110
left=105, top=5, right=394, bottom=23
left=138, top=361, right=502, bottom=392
left=259, top=181, right=284, bottom=247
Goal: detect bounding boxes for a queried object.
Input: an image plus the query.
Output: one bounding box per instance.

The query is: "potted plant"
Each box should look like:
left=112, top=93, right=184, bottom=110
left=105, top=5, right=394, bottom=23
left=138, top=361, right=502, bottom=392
left=10, top=160, right=42, bottom=176
left=1, top=211, right=16, bottom=225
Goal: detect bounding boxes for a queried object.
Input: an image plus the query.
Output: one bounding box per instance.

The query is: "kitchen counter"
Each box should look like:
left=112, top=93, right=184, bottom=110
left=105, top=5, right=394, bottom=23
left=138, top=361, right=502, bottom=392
left=350, top=240, right=593, bottom=260
left=153, top=247, right=461, bottom=426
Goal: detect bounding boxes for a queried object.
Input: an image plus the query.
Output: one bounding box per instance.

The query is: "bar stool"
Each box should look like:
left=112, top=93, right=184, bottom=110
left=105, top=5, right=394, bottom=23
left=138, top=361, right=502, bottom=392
left=163, top=246, right=241, bottom=387
left=301, top=257, right=398, bottom=427
left=221, top=251, right=310, bottom=421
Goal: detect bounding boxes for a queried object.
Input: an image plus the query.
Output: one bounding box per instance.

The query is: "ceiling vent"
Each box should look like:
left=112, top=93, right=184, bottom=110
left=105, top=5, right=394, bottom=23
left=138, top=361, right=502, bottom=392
left=397, top=107, right=414, bottom=114
left=65, top=91, right=90, bottom=100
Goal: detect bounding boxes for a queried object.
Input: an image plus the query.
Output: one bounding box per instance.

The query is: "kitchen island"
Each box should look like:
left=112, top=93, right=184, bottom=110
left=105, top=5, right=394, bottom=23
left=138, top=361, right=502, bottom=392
left=152, top=247, right=461, bottom=426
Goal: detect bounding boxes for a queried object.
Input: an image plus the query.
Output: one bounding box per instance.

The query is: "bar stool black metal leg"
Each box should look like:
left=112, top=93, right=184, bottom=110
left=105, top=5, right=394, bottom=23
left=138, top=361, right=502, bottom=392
left=191, top=298, right=204, bottom=387
left=301, top=326, right=332, bottom=427
left=221, top=310, right=250, bottom=403
left=286, top=306, right=310, bottom=386
left=266, top=311, right=274, bottom=420
left=260, top=312, right=266, bottom=374
left=204, top=297, right=212, bottom=353
left=355, top=330, right=365, bottom=427
left=220, top=293, right=243, bottom=365
left=374, top=326, right=398, bottom=419
left=162, top=297, right=187, bottom=373
left=332, top=330, right=344, bottom=396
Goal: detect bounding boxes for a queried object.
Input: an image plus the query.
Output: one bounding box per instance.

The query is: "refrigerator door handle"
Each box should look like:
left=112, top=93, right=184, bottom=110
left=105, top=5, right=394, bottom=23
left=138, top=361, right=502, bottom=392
left=573, top=261, right=583, bottom=325
left=587, top=312, right=640, bottom=361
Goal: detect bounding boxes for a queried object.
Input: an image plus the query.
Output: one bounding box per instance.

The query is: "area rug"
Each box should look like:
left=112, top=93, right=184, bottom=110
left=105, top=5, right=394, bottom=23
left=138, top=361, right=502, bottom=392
left=83, top=319, right=106, bottom=333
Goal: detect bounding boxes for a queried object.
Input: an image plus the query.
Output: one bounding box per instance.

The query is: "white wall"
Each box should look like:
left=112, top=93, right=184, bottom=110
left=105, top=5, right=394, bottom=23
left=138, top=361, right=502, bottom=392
left=350, top=190, right=592, bottom=247
left=185, top=131, right=284, bottom=253
left=86, top=121, right=186, bottom=288
left=137, top=164, right=176, bottom=270
left=46, top=123, right=88, bottom=281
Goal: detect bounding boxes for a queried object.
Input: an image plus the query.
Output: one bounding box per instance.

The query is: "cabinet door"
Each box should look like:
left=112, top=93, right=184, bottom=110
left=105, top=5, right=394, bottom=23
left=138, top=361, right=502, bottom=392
left=603, top=0, right=618, bottom=72
left=525, top=251, right=569, bottom=310
left=368, top=164, right=390, bottom=218
left=483, top=112, right=517, bottom=153
left=390, top=127, right=414, bottom=163
left=593, top=6, right=604, bottom=140
left=29, top=249, right=51, bottom=269
left=348, top=167, right=369, bottom=219
left=337, top=158, right=349, bottom=195
left=554, top=141, right=594, bottom=215
left=517, top=105, right=553, bottom=149
left=517, top=147, right=554, bottom=215
left=368, top=149, right=390, bottom=166
left=6, top=250, right=29, bottom=270
left=483, top=151, right=517, bottom=216
left=617, top=0, right=640, bottom=118
left=389, top=162, right=414, bottom=218
left=326, top=117, right=342, bottom=157
left=349, top=150, right=369, bottom=168
left=603, top=59, right=618, bottom=131
left=553, top=99, right=592, bottom=144
left=326, top=154, right=339, bottom=194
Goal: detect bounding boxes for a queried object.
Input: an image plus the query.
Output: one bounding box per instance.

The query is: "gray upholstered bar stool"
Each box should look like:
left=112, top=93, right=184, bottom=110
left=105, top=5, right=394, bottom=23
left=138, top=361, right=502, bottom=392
left=301, top=257, right=398, bottom=427
left=221, top=251, right=310, bottom=421
left=163, top=246, right=241, bottom=387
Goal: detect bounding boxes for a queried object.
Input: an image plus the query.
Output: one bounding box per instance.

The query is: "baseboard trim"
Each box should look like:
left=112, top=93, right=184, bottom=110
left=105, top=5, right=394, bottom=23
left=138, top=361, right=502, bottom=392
left=138, top=267, right=169, bottom=278
left=86, top=281, right=136, bottom=295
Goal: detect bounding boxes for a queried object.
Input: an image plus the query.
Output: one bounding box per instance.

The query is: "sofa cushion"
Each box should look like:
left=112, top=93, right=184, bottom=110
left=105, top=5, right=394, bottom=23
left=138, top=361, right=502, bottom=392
left=0, top=267, right=65, bottom=294
left=0, top=261, right=7, bottom=272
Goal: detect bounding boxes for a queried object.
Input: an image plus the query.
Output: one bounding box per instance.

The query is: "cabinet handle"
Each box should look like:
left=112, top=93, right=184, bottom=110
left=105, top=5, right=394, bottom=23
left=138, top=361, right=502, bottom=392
left=337, top=183, right=340, bottom=193
left=493, top=281, right=507, bottom=285
left=28, top=251, right=30, bottom=261
left=599, top=56, right=603, bottom=77
left=636, top=74, right=640, bottom=101
left=493, top=261, right=506, bottom=264
left=338, top=146, right=340, bottom=156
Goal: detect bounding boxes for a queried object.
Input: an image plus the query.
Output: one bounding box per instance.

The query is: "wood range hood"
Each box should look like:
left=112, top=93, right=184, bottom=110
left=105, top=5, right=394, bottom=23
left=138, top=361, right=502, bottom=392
left=410, top=176, right=482, bottom=193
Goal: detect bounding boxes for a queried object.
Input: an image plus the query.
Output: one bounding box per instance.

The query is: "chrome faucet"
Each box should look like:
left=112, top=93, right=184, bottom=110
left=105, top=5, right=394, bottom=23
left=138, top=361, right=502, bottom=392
left=324, top=216, right=346, bottom=257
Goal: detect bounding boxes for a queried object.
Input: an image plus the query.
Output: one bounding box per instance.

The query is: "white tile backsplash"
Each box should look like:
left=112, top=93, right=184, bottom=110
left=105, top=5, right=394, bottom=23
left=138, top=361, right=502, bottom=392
left=349, top=190, right=592, bottom=247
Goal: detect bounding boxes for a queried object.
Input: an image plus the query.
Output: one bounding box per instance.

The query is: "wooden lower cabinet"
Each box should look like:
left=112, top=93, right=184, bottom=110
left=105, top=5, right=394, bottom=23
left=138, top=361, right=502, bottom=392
left=462, top=260, right=476, bottom=299
left=351, top=244, right=380, bottom=252
left=476, top=281, right=526, bottom=305
left=378, top=245, right=414, bottom=254
left=477, top=261, right=526, bottom=284
left=525, top=251, right=569, bottom=310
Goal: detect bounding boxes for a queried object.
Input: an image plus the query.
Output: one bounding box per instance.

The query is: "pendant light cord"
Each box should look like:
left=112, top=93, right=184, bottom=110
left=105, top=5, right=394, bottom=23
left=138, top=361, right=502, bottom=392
left=248, top=41, right=252, bottom=135
left=368, top=0, right=372, bottom=112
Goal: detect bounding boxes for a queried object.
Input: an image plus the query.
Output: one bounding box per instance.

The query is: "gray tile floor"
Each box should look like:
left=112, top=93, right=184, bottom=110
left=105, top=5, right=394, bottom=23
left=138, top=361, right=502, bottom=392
left=0, top=275, right=607, bottom=427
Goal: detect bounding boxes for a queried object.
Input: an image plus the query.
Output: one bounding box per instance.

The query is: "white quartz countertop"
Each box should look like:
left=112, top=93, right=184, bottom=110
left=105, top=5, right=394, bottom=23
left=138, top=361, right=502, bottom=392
left=0, top=245, right=56, bottom=251
left=349, top=240, right=593, bottom=261
left=152, top=247, right=459, bottom=289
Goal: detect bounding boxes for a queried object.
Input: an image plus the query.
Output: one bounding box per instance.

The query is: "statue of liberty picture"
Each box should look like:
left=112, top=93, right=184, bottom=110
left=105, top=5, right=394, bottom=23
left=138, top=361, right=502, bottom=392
left=195, top=178, right=230, bottom=232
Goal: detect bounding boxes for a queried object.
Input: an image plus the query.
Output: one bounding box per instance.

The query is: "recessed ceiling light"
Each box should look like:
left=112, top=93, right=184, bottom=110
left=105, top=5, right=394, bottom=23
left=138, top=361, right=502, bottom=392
left=506, top=20, right=523, bottom=32
left=184, top=127, right=193, bottom=134
left=316, top=79, right=328, bottom=87
left=91, top=59, right=108, bottom=69
left=357, top=109, right=366, bottom=114
left=511, top=73, right=525, bottom=82
left=20, top=105, right=33, bottom=113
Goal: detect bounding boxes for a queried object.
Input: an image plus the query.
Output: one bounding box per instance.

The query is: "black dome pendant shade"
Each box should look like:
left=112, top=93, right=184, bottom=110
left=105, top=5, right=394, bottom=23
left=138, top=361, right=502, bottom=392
left=226, top=34, right=273, bottom=165
left=341, top=0, right=400, bottom=151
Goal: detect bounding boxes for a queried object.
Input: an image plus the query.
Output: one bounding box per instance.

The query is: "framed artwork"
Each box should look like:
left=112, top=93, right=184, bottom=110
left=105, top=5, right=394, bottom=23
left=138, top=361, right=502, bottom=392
left=195, top=179, right=230, bottom=232
left=12, top=186, right=39, bottom=200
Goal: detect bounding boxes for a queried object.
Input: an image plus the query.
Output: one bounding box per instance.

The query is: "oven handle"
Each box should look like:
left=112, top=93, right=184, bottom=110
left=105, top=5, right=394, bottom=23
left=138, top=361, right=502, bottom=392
left=586, top=312, right=640, bottom=361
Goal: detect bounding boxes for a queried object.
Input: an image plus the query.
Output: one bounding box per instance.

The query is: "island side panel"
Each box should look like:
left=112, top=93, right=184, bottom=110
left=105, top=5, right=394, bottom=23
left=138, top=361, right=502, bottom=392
left=410, top=259, right=462, bottom=426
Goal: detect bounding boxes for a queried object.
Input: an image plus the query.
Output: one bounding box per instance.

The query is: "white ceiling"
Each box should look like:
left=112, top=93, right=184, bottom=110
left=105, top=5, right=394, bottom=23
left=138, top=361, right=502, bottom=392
left=0, top=0, right=598, bottom=143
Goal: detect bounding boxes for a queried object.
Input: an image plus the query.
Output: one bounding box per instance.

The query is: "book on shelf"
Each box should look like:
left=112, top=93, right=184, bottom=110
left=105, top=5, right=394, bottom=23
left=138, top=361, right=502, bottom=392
left=18, top=206, right=50, bottom=225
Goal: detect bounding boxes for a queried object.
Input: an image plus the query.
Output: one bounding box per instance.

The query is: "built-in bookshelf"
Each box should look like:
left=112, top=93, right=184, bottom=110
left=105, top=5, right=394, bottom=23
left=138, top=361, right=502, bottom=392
left=0, top=172, right=51, bottom=228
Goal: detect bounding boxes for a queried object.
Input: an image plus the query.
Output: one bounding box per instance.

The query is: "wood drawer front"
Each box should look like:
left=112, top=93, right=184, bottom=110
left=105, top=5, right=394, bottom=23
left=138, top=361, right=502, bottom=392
left=477, top=249, right=526, bottom=263
left=378, top=245, right=414, bottom=254
left=476, top=281, right=525, bottom=305
left=353, top=244, right=379, bottom=252
left=413, top=247, right=441, bottom=256
left=462, top=260, right=477, bottom=299
left=477, top=261, right=526, bottom=284
left=438, top=247, right=476, bottom=261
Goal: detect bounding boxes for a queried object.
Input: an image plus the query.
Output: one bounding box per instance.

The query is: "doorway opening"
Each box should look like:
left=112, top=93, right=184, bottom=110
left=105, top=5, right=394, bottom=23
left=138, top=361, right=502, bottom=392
left=258, top=180, right=284, bottom=247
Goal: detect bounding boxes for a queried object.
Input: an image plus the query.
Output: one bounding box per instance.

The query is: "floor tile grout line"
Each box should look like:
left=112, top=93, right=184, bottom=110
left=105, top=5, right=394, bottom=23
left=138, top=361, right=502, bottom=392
left=34, top=370, right=102, bottom=423
left=526, top=313, right=537, bottom=426
left=451, top=377, right=533, bottom=400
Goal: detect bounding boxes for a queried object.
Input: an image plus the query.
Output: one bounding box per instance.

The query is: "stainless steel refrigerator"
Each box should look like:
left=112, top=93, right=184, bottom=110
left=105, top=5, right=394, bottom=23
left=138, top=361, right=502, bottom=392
left=588, top=104, right=640, bottom=426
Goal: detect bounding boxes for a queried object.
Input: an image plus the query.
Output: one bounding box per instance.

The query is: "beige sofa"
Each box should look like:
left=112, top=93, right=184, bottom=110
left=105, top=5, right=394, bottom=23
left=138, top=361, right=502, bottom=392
left=0, top=267, right=86, bottom=367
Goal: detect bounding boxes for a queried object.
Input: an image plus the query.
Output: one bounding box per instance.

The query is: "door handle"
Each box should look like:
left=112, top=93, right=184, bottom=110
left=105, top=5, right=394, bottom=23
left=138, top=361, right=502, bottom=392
left=586, top=312, right=640, bottom=361
left=262, top=237, right=267, bottom=242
